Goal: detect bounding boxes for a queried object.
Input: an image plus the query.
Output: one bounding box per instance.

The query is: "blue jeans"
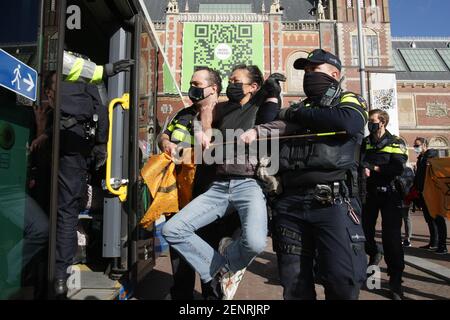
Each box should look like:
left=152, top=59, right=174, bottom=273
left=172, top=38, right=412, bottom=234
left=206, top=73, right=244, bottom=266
left=162, top=178, right=267, bottom=282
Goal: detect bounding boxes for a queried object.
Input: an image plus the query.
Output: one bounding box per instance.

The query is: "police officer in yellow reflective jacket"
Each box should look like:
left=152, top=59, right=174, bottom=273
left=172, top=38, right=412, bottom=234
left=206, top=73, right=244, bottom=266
left=159, top=67, right=216, bottom=300
left=361, top=109, right=408, bottom=300
left=241, top=49, right=369, bottom=300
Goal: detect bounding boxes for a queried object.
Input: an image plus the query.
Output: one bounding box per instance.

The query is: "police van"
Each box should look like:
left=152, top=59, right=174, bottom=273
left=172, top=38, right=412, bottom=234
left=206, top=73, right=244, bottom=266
left=0, top=0, right=179, bottom=300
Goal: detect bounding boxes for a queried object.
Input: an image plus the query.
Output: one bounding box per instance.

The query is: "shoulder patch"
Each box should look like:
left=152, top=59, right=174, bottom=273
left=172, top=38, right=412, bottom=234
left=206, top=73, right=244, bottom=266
left=355, top=95, right=368, bottom=110
left=340, top=92, right=365, bottom=107
left=400, top=143, right=408, bottom=153
left=393, top=136, right=408, bottom=153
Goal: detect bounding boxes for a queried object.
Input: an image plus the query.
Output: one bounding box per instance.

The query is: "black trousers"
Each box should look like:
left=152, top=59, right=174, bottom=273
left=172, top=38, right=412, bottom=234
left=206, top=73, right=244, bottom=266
left=419, top=195, right=448, bottom=249
left=273, top=194, right=367, bottom=300
left=55, top=128, right=91, bottom=279
left=363, top=189, right=404, bottom=282
left=168, top=212, right=240, bottom=300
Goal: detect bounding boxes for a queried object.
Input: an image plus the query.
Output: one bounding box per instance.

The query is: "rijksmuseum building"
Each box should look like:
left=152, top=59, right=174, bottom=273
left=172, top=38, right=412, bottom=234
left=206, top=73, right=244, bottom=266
left=146, top=0, right=450, bottom=164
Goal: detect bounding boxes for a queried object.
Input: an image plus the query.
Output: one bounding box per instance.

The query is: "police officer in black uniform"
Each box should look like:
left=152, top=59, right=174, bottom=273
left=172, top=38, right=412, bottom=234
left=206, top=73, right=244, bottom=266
left=242, top=49, right=368, bottom=300
left=47, top=53, right=134, bottom=297
left=361, top=109, right=408, bottom=300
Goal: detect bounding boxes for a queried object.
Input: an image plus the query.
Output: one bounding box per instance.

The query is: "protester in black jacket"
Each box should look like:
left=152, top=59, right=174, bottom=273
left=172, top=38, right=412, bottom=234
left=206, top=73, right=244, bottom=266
left=413, top=137, right=447, bottom=254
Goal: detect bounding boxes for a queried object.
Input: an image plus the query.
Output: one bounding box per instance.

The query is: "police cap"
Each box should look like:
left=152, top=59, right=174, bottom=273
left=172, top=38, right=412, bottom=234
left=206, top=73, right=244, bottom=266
left=294, top=49, right=342, bottom=71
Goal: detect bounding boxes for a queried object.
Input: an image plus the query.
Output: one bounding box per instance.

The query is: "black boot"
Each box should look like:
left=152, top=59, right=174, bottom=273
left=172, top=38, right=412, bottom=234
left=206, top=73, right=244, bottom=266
left=54, top=278, right=68, bottom=299
left=389, top=275, right=403, bottom=300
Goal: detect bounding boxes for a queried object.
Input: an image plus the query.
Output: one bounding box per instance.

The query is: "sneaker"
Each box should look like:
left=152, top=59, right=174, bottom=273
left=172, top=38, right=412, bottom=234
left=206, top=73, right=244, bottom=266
left=368, top=252, right=383, bottom=266
left=403, top=239, right=412, bottom=247
left=220, top=268, right=246, bottom=300
left=419, top=244, right=438, bottom=251
left=217, top=237, right=247, bottom=300
left=435, top=247, right=448, bottom=255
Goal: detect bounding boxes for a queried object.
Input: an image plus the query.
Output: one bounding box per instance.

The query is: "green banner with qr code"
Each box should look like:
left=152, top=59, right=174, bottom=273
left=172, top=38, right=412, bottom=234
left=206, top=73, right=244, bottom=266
left=181, top=23, right=264, bottom=93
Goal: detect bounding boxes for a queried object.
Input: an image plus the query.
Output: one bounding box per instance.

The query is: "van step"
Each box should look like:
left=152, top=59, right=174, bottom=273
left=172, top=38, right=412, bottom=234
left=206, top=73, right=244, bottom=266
left=68, top=288, right=119, bottom=300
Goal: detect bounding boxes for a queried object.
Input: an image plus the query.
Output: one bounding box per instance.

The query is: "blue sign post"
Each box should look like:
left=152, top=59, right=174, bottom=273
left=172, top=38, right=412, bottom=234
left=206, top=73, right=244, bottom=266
left=0, top=48, right=37, bottom=101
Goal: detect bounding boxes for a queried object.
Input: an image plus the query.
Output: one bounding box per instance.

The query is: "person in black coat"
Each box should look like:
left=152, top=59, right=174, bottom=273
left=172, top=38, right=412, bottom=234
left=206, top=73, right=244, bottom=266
left=413, top=137, right=447, bottom=254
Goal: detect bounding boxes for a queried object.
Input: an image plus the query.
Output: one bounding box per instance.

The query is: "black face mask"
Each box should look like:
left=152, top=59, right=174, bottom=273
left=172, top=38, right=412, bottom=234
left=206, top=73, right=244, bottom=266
left=368, top=122, right=380, bottom=134
left=188, top=86, right=210, bottom=103
left=226, top=83, right=246, bottom=103
left=303, top=71, right=339, bottom=102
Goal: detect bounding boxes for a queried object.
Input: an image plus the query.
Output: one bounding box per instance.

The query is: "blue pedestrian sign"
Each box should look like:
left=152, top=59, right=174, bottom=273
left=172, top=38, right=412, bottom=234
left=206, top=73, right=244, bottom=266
left=0, top=48, right=37, bottom=101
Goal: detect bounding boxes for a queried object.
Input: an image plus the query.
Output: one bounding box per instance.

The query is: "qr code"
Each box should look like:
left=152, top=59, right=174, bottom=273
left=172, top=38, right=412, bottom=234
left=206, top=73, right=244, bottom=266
left=193, top=24, right=254, bottom=79
left=372, top=89, right=395, bottom=110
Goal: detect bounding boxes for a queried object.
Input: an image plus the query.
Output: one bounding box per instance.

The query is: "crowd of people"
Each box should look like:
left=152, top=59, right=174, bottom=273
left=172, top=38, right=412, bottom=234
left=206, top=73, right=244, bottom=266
left=2, top=46, right=446, bottom=301
left=158, top=49, right=448, bottom=301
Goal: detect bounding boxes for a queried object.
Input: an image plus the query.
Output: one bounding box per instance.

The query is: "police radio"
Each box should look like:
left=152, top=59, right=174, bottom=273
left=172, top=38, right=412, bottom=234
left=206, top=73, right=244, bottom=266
left=84, top=113, right=98, bottom=141
left=319, top=76, right=345, bottom=107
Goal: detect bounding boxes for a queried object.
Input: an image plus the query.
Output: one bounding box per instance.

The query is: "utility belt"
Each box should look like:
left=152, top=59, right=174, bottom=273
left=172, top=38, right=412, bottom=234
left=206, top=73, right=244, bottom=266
left=290, top=180, right=350, bottom=205
left=60, top=113, right=98, bottom=142
left=368, top=182, right=397, bottom=194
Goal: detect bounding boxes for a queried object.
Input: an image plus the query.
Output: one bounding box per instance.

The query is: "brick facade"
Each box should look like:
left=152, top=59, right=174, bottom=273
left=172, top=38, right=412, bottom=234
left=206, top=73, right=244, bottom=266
left=153, top=0, right=450, bottom=164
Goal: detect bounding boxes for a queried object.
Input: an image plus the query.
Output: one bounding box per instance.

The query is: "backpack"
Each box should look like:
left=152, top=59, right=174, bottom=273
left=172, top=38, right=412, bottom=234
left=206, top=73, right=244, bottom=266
left=394, top=166, right=415, bottom=200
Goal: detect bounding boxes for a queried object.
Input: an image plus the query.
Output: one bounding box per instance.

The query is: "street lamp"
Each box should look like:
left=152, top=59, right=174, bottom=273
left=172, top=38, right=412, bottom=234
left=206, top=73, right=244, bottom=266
left=356, top=0, right=367, bottom=100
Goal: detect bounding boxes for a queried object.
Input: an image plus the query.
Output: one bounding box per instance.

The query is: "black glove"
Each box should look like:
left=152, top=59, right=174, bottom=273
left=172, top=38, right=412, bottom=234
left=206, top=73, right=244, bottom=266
left=104, top=59, right=135, bottom=78
left=262, top=73, right=286, bottom=98
left=92, top=144, right=107, bottom=170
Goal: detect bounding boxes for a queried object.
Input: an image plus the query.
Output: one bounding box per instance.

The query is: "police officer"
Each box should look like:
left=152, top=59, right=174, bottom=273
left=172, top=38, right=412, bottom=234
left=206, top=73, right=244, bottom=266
left=48, top=52, right=134, bottom=297
left=241, top=49, right=368, bottom=300
left=361, top=109, right=408, bottom=300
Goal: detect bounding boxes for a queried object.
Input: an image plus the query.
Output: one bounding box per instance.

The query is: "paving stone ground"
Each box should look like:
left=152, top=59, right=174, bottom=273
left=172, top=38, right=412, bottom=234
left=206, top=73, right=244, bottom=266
left=135, top=211, right=449, bottom=300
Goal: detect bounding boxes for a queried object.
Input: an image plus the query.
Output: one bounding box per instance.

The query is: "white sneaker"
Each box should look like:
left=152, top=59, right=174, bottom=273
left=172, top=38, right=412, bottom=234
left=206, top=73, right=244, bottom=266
left=218, top=237, right=247, bottom=300
left=220, top=268, right=246, bottom=300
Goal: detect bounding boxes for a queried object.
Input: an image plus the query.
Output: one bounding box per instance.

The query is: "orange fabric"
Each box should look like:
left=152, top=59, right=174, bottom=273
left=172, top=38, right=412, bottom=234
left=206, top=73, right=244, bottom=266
left=177, top=162, right=196, bottom=209
left=139, top=152, right=196, bottom=228
left=423, top=158, right=450, bottom=219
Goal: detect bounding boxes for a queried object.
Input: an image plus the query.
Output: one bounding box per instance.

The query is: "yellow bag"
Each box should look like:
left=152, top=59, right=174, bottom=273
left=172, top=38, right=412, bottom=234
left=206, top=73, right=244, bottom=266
left=139, top=152, right=196, bottom=228
left=423, top=157, right=450, bottom=219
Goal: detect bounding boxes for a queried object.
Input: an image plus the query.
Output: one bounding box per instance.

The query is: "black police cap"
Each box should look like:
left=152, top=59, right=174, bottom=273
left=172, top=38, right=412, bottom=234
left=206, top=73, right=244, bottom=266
left=294, top=49, right=342, bottom=71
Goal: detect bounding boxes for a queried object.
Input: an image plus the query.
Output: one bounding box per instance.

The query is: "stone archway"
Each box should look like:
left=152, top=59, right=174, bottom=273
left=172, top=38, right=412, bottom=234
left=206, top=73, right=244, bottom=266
left=430, top=136, right=449, bottom=157
left=285, top=51, right=309, bottom=94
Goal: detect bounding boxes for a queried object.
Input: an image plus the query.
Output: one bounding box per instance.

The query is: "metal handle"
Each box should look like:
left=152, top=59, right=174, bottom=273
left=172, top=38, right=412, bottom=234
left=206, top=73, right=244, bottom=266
left=106, top=93, right=129, bottom=202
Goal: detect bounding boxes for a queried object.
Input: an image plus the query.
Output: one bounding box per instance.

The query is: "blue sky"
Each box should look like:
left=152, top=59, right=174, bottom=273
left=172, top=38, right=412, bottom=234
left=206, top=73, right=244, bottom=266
left=390, top=0, right=450, bottom=37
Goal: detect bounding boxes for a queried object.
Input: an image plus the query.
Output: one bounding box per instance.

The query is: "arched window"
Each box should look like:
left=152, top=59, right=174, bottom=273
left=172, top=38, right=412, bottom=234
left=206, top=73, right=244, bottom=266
left=351, top=28, right=380, bottom=67
left=286, top=51, right=308, bottom=94
left=429, top=136, right=449, bottom=157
